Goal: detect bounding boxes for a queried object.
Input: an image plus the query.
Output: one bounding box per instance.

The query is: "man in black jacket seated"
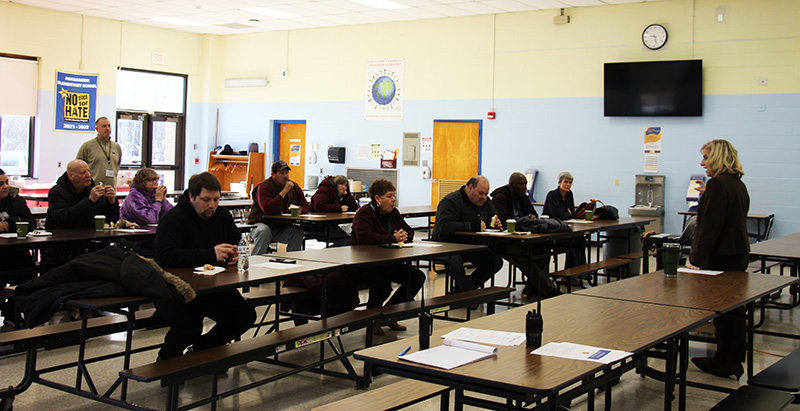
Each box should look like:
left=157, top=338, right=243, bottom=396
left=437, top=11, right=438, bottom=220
left=153, top=172, right=255, bottom=360
left=491, top=172, right=558, bottom=299
left=45, top=159, right=119, bottom=229
left=431, top=176, right=504, bottom=292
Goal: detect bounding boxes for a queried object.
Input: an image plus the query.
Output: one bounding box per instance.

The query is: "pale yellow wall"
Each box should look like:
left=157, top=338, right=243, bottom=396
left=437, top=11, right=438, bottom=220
left=0, top=2, right=210, bottom=101
left=217, top=0, right=800, bottom=102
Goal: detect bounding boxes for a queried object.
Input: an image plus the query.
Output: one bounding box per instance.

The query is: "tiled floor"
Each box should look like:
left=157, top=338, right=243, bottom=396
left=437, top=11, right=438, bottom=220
left=2, top=253, right=800, bottom=410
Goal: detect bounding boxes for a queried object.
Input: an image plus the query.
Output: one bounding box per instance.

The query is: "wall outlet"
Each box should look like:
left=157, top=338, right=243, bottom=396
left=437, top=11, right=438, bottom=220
left=614, top=178, right=619, bottom=186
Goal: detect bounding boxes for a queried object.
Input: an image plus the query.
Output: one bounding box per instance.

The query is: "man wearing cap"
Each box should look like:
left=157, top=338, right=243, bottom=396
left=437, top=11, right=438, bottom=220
left=247, top=160, right=309, bottom=255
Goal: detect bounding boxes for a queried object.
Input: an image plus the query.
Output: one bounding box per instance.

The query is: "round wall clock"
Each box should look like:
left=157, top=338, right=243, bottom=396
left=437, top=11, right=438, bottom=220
left=642, top=24, right=668, bottom=50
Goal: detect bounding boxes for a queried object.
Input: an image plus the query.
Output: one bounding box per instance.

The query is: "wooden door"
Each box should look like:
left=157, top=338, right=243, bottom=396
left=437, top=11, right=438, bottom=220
left=278, top=123, right=306, bottom=188
left=431, top=121, right=481, bottom=208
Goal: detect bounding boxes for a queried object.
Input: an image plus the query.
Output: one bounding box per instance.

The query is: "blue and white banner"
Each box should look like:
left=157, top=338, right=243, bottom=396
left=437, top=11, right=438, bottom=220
left=54, top=70, right=98, bottom=132
left=365, top=58, right=403, bottom=121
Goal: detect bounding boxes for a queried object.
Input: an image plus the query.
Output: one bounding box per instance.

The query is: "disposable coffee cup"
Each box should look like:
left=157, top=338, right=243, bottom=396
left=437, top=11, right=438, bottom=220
left=95, top=215, right=106, bottom=230
left=16, top=221, right=28, bottom=239
left=662, top=243, right=681, bottom=277
left=290, top=206, right=299, bottom=218
left=584, top=210, right=593, bottom=221
left=506, top=219, right=516, bottom=233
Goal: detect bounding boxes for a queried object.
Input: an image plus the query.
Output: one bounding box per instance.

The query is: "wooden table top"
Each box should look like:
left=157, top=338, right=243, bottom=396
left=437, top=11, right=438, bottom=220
left=0, top=226, right=158, bottom=251
left=455, top=217, right=654, bottom=244
left=270, top=242, right=487, bottom=268
left=68, top=255, right=342, bottom=311
left=749, top=232, right=800, bottom=260
left=397, top=205, right=437, bottom=218
left=355, top=294, right=713, bottom=396
left=575, top=270, right=799, bottom=314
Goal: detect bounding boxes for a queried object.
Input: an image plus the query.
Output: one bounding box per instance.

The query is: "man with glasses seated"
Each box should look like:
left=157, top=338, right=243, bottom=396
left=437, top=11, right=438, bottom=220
left=431, top=176, right=504, bottom=292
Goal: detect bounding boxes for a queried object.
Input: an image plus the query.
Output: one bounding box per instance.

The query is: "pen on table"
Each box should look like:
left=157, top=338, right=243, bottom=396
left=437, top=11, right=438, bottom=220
left=398, top=346, right=411, bottom=357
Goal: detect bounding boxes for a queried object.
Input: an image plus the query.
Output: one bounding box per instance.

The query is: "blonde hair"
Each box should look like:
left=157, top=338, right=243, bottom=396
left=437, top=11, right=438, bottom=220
left=702, top=139, right=744, bottom=178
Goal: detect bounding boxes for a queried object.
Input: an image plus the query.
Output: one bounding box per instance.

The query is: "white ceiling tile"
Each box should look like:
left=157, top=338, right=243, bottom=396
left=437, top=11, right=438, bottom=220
left=482, top=0, right=536, bottom=12
left=419, top=4, right=473, bottom=16
left=558, top=0, right=605, bottom=6
left=392, top=6, right=445, bottom=18
left=450, top=1, right=505, bottom=14
left=515, top=0, right=571, bottom=9
left=17, top=0, right=650, bottom=34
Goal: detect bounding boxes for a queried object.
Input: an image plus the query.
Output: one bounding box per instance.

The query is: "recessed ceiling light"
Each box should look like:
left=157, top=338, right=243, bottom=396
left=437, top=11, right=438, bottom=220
left=241, top=7, right=301, bottom=19
left=349, top=0, right=409, bottom=10
left=151, top=17, right=208, bottom=27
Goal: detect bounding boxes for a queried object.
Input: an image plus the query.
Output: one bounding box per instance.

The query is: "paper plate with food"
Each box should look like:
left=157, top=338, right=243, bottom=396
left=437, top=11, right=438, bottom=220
left=194, top=264, right=225, bottom=275
left=27, top=230, right=53, bottom=237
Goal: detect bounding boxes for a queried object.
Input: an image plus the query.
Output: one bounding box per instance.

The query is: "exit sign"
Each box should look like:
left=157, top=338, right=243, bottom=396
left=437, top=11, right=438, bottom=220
left=152, top=52, right=165, bottom=65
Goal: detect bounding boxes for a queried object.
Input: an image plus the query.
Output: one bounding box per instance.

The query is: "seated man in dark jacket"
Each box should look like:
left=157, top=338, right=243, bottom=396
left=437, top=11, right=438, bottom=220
left=491, top=172, right=558, bottom=299
left=431, top=176, right=504, bottom=292
left=45, top=159, right=119, bottom=229
left=44, top=160, right=120, bottom=264
left=308, top=175, right=358, bottom=246
left=1, top=168, right=37, bottom=323
left=153, top=172, right=256, bottom=360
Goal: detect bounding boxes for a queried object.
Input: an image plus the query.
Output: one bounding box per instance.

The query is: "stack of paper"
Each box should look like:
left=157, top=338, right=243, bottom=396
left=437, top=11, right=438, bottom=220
left=399, top=338, right=497, bottom=369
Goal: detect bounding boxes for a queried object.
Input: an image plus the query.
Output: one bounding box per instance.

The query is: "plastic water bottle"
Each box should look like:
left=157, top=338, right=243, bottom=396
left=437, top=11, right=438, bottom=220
left=238, top=234, right=250, bottom=271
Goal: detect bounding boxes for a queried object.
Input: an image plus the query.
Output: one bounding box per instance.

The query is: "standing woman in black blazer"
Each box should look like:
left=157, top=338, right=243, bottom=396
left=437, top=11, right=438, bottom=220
left=688, top=139, right=750, bottom=379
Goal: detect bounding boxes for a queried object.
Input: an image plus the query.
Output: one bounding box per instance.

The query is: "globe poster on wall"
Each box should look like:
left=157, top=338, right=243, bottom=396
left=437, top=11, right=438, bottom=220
left=365, top=58, right=404, bottom=121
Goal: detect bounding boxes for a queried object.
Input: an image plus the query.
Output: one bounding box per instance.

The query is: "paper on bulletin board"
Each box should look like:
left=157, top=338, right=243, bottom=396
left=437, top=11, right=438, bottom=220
left=644, top=127, right=661, bottom=153
left=370, top=144, right=381, bottom=159
left=644, top=154, right=659, bottom=173
left=289, top=144, right=301, bottom=166
left=422, top=136, right=432, bottom=153
left=358, top=144, right=368, bottom=159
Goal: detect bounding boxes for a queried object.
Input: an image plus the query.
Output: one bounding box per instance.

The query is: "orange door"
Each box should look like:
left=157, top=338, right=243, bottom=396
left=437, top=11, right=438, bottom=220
left=278, top=123, right=306, bottom=188
left=431, top=121, right=481, bottom=208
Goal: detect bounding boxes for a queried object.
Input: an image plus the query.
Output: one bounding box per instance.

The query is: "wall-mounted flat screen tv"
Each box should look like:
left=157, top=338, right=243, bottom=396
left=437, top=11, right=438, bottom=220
left=604, top=59, right=703, bottom=117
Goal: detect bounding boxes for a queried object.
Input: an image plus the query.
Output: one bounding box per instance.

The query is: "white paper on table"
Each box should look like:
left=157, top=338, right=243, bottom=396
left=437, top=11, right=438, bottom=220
left=441, top=327, right=526, bottom=346
left=531, top=342, right=632, bottom=364
left=564, top=220, right=593, bottom=224
left=251, top=262, right=304, bottom=270
left=477, top=231, right=512, bottom=236
left=113, top=228, right=151, bottom=233
left=399, top=338, right=497, bottom=369
left=410, top=242, right=442, bottom=248
left=677, top=268, right=723, bottom=276
left=0, top=233, right=18, bottom=238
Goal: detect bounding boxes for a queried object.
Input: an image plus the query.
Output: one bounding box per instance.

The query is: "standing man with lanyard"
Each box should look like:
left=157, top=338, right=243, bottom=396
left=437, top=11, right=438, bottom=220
left=76, top=116, right=122, bottom=188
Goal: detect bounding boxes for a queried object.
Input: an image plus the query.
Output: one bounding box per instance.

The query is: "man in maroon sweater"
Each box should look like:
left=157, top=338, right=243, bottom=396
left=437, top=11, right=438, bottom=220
left=309, top=175, right=358, bottom=246
left=348, top=178, right=425, bottom=335
left=247, top=161, right=308, bottom=255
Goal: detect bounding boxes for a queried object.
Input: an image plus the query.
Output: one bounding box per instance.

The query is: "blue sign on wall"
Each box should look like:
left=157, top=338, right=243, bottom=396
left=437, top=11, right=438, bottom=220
left=54, top=70, right=98, bottom=132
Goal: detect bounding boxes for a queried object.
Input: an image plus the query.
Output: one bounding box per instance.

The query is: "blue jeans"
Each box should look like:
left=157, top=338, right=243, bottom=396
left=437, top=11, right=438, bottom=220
left=251, top=223, right=304, bottom=255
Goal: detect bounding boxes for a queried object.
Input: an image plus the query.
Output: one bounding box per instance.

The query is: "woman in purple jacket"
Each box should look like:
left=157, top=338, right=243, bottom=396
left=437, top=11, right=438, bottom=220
left=349, top=179, right=425, bottom=335
left=120, top=168, right=173, bottom=225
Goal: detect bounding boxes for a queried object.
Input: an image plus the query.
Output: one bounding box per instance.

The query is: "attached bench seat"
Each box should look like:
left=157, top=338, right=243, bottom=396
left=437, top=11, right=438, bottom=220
left=550, top=258, right=631, bottom=292
left=120, top=309, right=379, bottom=387
left=375, top=286, right=512, bottom=324
left=617, top=251, right=644, bottom=260
left=311, top=380, right=450, bottom=411
left=0, top=308, right=162, bottom=351
left=749, top=348, right=800, bottom=393
left=710, top=385, right=794, bottom=411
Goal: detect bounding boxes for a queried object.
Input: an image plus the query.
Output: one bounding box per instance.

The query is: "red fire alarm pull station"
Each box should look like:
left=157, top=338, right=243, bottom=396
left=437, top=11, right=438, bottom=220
left=487, top=112, right=496, bottom=120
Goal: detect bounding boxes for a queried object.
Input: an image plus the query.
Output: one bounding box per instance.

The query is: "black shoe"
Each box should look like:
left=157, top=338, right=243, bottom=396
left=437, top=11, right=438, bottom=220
left=691, top=356, right=722, bottom=372
left=709, top=363, right=744, bottom=380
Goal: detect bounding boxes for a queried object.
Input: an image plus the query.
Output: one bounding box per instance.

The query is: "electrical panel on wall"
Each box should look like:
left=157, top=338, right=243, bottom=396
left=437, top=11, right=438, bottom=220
left=403, top=132, right=420, bottom=166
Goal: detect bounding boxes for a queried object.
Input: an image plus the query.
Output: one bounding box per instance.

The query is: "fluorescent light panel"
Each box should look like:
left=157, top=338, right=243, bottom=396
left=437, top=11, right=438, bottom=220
left=224, top=78, right=269, bottom=88
left=349, top=0, right=410, bottom=9
left=151, top=16, right=208, bottom=27
left=241, top=7, right=301, bottom=19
